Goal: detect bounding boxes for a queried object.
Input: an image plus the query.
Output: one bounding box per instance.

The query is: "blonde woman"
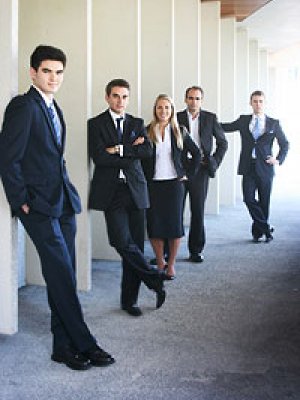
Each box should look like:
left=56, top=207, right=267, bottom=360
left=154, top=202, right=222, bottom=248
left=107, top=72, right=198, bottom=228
left=143, top=94, right=200, bottom=279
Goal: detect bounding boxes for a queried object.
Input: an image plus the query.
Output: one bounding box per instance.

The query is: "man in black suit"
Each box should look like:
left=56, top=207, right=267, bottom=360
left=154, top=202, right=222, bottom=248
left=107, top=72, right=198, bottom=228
left=0, top=45, right=115, bottom=370
left=177, top=86, right=228, bottom=262
left=88, top=79, right=171, bottom=317
left=221, top=90, right=289, bottom=242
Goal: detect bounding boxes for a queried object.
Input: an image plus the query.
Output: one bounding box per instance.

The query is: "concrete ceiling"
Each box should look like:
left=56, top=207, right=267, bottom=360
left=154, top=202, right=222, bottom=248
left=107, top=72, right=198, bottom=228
left=237, top=0, right=300, bottom=52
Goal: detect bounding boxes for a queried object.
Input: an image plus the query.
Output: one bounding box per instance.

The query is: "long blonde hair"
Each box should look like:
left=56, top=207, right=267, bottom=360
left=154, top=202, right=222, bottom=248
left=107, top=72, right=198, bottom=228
left=148, top=94, right=183, bottom=149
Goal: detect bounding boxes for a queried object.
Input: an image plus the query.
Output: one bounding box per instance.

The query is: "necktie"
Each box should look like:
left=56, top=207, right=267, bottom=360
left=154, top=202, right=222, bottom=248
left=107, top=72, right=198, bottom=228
left=48, top=103, right=61, bottom=145
left=116, top=117, right=123, bottom=143
left=252, top=117, right=260, bottom=140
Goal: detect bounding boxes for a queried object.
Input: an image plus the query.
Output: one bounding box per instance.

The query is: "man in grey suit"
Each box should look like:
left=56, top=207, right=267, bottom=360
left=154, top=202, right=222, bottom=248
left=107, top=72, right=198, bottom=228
left=177, top=86, right=228, bottom=263
left=221, top=90, right=289, bottom=242
left=88, top=79, right=172, bottom=317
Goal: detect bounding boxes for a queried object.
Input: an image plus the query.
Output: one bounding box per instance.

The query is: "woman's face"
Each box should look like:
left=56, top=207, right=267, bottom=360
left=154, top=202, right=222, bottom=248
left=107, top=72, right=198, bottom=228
left=155, top=99, right=172, bottom=124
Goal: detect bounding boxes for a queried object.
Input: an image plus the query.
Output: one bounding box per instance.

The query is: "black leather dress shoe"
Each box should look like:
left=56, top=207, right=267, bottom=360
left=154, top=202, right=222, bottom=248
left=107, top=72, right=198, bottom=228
left=51, top=347, right=91, bottom=371
left=83, top=344, right=115, bottom=367
left=188, top=254, right=204, bottom=263
left=156, top=288, right=166, bottom=309
left=265, top=227, right=274, bottom=243
left=265, top=233, right=273, bottom=243
left=252, top=235, right=262, bottom=243
left=122, top=305, right=143, bottom=317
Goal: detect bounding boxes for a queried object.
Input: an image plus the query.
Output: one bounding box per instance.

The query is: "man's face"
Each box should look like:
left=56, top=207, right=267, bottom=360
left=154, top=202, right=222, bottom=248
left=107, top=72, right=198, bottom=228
left=185, top=89, right=203, bottom=114
left=30, top=60, right=64, bottom=98
left=250, top=95, right=265, bottom=115
left=105, top=86, right=129, bottom=115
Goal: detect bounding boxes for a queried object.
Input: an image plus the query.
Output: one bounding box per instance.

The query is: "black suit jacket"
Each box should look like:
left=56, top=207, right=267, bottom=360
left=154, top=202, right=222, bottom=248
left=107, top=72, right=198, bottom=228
left=142, top=126, right=201, bottom=181
left=177, top=109, right=228, bottom=177
left=0, top=86, right=81, bottom=217
left=221, top=115, right=289, bottom=178
left=88, top=110, right=152, bottom=211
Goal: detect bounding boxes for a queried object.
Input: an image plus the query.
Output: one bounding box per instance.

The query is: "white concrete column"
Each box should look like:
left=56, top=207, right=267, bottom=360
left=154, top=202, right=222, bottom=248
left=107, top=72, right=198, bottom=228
left=173, top=0, right=200, bottom=110
left=259, top=49, right=269, bottom=93
left=220, top=17, right=237, bottom=206
left=235, top=27, right=250, bottom=199
left=174, top=0, right=200, bottom=225
left=236, top=28, right=249, bottom=115
left=249, top=39, right=260, bottom=93
left=201, top=0, right=221, bottom=214
left=0, top=0, right=18, bottom=334
left=141, top=0, right=174, bottom=122
left=90, top=0, right=140, bottom=260
left=19, top=0, right=92, bottom=290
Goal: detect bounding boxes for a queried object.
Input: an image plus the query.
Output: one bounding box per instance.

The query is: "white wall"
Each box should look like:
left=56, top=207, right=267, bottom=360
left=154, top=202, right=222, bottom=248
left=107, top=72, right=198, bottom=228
left=0, top=0, right=19, bottom=334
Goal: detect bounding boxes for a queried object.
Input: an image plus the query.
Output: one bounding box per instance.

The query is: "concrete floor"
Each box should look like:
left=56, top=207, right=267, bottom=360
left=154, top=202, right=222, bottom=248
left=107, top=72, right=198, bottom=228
left=1, top=173, right=300, bottom=399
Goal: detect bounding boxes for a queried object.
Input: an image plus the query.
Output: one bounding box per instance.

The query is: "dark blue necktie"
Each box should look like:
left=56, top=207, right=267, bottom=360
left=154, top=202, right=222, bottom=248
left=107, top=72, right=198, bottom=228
left=48, top=103, right=61, bottom=145
left=116, top=117, right=123, bottom=143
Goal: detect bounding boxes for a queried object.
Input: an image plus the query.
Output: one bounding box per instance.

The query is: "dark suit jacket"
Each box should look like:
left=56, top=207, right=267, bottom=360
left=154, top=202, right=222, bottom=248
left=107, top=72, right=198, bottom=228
left=177, top=109, right=228, bottom=177
left=221, top=115, right=289, bottom=178
left=88, top=110, right=152, bottom=211
left=0, top=86, right=81, bottom=217
left=142, top=126, right=201, bottom=181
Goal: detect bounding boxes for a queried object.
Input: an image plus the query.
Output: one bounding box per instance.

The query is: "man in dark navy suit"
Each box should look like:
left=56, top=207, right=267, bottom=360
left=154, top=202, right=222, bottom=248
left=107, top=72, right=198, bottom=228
left=0, top=45, right=115, bottom=370
left=221, top=90, right=289, bottom=242
left=88, top=79, right=171, bottom=317
left=177, top=86, right=228, bottom=263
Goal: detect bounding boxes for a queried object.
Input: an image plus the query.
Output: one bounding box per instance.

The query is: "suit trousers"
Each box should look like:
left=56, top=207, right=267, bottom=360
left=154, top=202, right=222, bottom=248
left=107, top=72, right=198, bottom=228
left=184, top=167, right=210, bottom=255
left=242, top=160, right=273, bottom=236
left=16, top=204, right=96, bottom=353
left=104, top=183, right=162, bottom=306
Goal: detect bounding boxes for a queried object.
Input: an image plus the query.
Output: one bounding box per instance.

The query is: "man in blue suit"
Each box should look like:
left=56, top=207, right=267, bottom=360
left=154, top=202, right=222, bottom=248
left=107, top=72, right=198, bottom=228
left=0, top=45, right=115, bottom=370
left=221, top=90, right=289, bottom=242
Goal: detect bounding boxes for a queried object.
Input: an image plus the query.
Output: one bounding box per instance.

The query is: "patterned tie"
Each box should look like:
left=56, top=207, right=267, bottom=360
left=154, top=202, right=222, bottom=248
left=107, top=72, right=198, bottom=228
left=252, top=116, right=260, bottom=140
left=116, top=117, right=123, bottom=143
left=48, top=103, right=61, bottom=145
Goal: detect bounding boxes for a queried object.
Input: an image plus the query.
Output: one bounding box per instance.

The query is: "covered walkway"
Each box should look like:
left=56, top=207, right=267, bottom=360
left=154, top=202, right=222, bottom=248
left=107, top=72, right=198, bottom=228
left=1, top=164, right=299, bottom=399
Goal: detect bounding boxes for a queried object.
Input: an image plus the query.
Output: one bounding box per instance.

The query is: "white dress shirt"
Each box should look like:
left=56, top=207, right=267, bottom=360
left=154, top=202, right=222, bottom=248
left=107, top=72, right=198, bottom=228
left=153, top=124, right=177, bottom=180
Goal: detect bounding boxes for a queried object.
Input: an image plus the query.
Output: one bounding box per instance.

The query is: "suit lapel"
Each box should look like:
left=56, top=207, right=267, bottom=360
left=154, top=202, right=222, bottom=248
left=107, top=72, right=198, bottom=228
left=123, top=114, right=135, bottom=143
left=104, top=110, right=119, bottom=143
left=29, top=87, right=63, bottom=152
left=179, top=111, right=190, bottom=132
left=245, top=115, right=254, bottom=141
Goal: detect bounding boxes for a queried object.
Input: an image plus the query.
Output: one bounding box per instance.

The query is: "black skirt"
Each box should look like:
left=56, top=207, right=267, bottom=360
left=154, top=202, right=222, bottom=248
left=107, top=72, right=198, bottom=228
left=146, top=179, right=185, bottom=239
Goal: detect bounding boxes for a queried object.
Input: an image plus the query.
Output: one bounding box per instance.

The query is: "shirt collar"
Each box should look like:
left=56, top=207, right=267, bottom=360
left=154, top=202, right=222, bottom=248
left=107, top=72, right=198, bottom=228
left=187, top=109, right=200, bottom=121
left=252, top=113, right=265, bottom=121
left=32, top=85, right=53, bottom=108
left=109, top=109, right=125, bottom=122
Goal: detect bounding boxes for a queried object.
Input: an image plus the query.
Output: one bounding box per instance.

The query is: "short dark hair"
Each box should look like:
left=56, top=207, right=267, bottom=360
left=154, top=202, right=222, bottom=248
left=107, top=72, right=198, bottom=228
left=30, top=45, right=67, bottom=71
left=185, top=86, right=204, bottom=99
left=250, top=90, right=265, bottom=101
left=105, top=79, right=130, bottom=96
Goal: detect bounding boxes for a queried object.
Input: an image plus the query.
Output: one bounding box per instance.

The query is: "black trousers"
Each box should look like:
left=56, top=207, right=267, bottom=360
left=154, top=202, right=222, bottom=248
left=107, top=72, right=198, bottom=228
left=242, top=161, right=273, bottom=236
left=16, top=204, right=96, bottom=354
left=184, top=167, right=210, bottom=255
left=104, top=183, right=162, bottom=307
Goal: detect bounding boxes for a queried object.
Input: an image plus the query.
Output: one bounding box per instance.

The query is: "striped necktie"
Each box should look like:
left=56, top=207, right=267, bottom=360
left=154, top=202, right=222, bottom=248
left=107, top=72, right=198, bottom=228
left=48, top=103, right=61, bottom=145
